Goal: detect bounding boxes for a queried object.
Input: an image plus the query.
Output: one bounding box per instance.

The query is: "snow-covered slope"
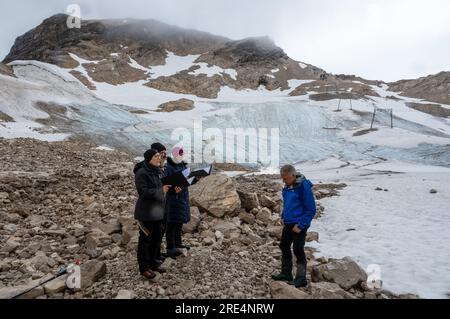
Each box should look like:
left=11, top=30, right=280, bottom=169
left=300, top=158, right=450, bottom=299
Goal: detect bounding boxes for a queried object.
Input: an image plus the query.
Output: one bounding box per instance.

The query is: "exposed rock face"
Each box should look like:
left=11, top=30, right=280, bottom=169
left=290, top=77, right=380, bottom=100
left=406, top=102, right=450, bottom=118
left=2, top=14, right=325, bottom=97
left=389, top=72, right=450, bottom=105
left=3, top=14, right=228, bottom=67
left=0, top=63, right=14, bottom=77
left=156, top=98, right=195, bottom=113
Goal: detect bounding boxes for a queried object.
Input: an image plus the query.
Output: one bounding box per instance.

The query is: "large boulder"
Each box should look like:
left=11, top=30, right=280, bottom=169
left=190, top=174, right=241, bottom=218
left=311, top=257, right=368, bottom=290
left=270, top=281, right=310, bottom=299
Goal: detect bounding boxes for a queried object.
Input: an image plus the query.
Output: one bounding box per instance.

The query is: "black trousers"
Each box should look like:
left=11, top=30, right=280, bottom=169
left=156, top=213, right=167, bottom=259
left=279, top=224, right=307, bottom=278
left=137, top=220, right=163, bottom=273
left=166, top=222, right=183, bottom=250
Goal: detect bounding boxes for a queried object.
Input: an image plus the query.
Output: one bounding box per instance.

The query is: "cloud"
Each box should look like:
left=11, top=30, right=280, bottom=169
left=0, top=0, right=449, bottom=81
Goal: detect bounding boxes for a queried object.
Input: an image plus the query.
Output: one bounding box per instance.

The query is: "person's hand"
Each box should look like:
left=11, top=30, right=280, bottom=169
left=163, top=185, right=172, bottom=193
left=292, top=224, right=302, bottom=234
left=174, top=186, right=183, bottom=194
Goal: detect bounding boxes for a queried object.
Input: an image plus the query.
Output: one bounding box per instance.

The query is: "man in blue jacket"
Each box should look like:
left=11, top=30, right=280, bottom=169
left=272, top=165, right=317, bottom=288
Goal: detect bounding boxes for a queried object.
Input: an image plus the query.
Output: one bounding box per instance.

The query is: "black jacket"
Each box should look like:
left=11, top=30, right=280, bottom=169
left=165, top=157, right=191, bottom=224
left=134, top=161, right=165, bottom=222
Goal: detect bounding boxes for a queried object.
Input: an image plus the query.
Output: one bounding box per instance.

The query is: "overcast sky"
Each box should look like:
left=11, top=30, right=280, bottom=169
left=1, top=0, right=449, bottom=82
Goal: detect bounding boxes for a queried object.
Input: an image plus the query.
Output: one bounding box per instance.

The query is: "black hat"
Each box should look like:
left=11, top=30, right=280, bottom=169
left=144, top=149, right=158, bottom=162
left=151, top=142, right=166, bottom=153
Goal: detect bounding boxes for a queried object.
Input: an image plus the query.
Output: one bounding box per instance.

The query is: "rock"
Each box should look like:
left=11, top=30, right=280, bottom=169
left=2, top=237, right=21, bottom=253
left=311, top=257, right=368, bottom=290
left=375, top=187, right=383, bottom=191
left=306, top=231, right=319, bottom=242
left=156, top=98, right=195, bottom=112
left=255, top=207, right=272, bottom=223
left=239, top=211, right=256, bottom=225
left=430, top=189, right=438, bottom=194
left=80, top=260, right=107, bottom=289
left=118, top=216, right=139, bottom=246
left=115, top=289, right=135, bottom=299
left=44, top=277, right=67, bottom=296
left=200, top=230, right=216, bottom=245
left=270, top=281, right=310, bottom=299
left=190, top=174, right=241, bottom=218
left=85, top=229, right=112, bottom=258
left=94, top=220, right=121, bottom=235
left=182, top=207, right=201, bottom=233
left=4, top=223, right=18, bottom=234
left=310, top=282, right=356, bottom=299
left=267, top=226, right=283, bottom=240
left=212, top=219, right=241, bottom=239
left=363, top=291, right=378, bottom=299
left=237, top=190, right=260, bottom=210
left=259, top=194, right=277, bottom=209
left=29, top=251, right=56, bottom=271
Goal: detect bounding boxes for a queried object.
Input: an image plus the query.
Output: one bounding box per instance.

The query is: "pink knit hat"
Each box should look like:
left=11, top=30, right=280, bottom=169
left=172, top=146, right=184, bottom=158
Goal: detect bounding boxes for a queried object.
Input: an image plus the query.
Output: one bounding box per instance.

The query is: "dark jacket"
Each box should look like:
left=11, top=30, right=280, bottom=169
left=165, top=157, right=191, bottom=224
left=133, top=161, right=165, bottom=222
left=281, top=174, right=316, bottom=230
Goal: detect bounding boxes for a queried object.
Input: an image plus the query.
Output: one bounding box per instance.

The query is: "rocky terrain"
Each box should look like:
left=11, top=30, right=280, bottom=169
left=0, top=138, right=420, bottom=299
left=389, top=71, right=450, bottom=105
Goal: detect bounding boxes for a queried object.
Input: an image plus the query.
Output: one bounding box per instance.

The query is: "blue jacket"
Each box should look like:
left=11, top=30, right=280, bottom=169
left=165, top=157, right=191, bottom=224
left=281, top=175, right=316, bottom=230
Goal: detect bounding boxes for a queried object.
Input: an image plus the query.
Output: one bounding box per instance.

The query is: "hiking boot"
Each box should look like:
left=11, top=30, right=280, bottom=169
left=141, top=269, right=156, bottom=280
left=288, top=277, right=308, bottom=288
left=289, top=263, right=307, bottom=287
left=167, top=248, right=182, bottom=259
left=271, top=273, right=294, bottom=282
left=271, top=257, right=294, bottom=281
left=176, top=244, right=191, bottom=250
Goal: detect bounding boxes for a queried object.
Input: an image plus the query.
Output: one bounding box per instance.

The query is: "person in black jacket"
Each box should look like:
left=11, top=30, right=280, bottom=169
left=151, top=142, right=168, bottom=263
left=134, top=149, right=172, bottom=280
left=165, top=146, right=191, bottom=259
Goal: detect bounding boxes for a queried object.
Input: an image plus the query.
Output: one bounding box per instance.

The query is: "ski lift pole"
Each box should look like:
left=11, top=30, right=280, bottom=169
left=390, top=109, right=393, bottom=128
left=9, top=266, right=69, bottom=300
left=370, top=106, right=377, bottom=129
